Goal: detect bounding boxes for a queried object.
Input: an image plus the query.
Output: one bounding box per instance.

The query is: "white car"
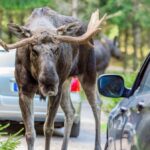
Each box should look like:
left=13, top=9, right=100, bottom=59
left=0, top=47, right=82, bottom=137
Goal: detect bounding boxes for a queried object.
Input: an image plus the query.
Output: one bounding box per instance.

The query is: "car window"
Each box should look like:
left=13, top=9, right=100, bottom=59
left=0, top=50, right=16, bottom=67
left=137, top=62, right=150, bottom=94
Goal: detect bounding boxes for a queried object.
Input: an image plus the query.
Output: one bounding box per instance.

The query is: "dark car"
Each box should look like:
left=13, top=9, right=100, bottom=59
left=98, top=53, right=150, bottom=150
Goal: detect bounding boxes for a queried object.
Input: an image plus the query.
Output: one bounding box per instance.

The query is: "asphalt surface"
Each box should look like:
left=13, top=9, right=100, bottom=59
left=2, top=101, right=107, bottom=150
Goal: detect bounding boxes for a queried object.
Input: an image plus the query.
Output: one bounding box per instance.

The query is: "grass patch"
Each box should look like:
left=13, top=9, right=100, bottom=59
left=0, top=124, right=23, bottom=150
left=101, top=122, right=107, bottom=133
left=79, top=89, right=86, bottom=101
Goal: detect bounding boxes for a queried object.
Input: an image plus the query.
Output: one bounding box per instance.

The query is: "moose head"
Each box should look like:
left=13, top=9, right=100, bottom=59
left=111, top=36, right=122, bottom=59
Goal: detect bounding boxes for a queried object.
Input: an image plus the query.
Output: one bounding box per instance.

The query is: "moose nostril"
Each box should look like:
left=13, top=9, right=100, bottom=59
left=39, top=76, right=58, bottom=85
left=39, top=78, right=50, bottom=86
left=39, top=76, right=58, bottom=90
left=39, top=78, right=45, bottom=85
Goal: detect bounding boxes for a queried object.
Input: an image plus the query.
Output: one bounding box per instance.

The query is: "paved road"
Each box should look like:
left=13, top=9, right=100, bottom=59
left=3, top=101, right=107, bottom=150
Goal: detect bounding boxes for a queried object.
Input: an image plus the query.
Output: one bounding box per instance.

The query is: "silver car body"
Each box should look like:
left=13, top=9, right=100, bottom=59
left=105, top=53, right=150, bottom=150
left=0, top=48, right=81, bottom=125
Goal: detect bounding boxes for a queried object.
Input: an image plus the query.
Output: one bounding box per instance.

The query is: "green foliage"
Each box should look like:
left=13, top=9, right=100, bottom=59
left=0, top=124, right=23, bottom=150
left=101, top=122, right=107, bottom=133
left=78, top=0, right=100, bottom=21
left=100, top=0, right=150, bottom=29
left=0, top=0, right=55, bottom=10
left=101, top=71, right=137, bottom=113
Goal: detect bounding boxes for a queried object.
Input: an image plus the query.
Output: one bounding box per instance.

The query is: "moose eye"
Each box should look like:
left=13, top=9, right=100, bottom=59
left=32, top=49, right=38, bottom=57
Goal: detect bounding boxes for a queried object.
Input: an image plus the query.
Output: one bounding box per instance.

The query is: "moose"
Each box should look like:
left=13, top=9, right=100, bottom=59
left=0, top=7, right=106, bottom=150
left=95, top=35, right=122, bottom=75
left=59, top=35, right=122, bottom=147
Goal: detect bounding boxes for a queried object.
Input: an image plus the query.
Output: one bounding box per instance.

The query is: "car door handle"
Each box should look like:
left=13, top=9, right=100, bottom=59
left=137, top=101, right=145, bottom=112
left=120, top=106, right=128, bottom=114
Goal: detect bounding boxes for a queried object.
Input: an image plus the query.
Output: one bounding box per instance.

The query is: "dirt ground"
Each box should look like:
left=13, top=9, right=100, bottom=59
left=2, top=101, right=107, bottom=150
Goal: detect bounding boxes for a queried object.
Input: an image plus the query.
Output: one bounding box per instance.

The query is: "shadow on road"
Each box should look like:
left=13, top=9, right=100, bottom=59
left=1, top=122, right=65, bottom=138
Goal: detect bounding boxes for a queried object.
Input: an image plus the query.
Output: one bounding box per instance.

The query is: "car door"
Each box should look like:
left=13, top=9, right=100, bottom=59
left=105, top=60, right=150, bottom=150
left=126, top=62, right=150, bottom=150
left=112, top=61, right=150, bottom=150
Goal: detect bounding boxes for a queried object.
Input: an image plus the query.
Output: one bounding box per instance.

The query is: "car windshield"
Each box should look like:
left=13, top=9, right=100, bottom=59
left=137, top=62, right=150, bottom=94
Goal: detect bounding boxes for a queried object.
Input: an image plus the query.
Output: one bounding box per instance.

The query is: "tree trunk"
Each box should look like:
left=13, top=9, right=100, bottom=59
left=72, top=0, right=78, bottom=18
left=148, top=30, right=150, bottom=49
left=132, top=22, right=141, bottom=70
left=118, top=27, right=122, bottom=49
left=124, top=29, right=129, bottom=71
left=0, top=9, right=3, bottom=38
left=132, top=0, right=141, bottom=70
left=140, top=28, right=144, bottom=61
left=19, top=12, right=25, bottom=25
left=7, top=12, right=13, bottom=43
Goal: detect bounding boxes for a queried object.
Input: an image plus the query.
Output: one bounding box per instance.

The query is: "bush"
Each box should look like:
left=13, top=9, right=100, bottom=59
left=0, top=124, right=23, bottom=150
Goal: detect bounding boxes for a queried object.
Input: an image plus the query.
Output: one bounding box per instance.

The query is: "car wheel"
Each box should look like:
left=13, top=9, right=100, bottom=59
left=70, top=121, right=80, bottom=137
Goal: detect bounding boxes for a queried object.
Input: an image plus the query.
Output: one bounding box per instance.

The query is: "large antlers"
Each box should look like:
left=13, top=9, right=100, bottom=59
left=0, top=10, right=106, bottom=51
left=0, top=37, right=35, bottom=51
left=0, top=31, right=52, bottom=51
left=55, top=10, right=106, bottom=45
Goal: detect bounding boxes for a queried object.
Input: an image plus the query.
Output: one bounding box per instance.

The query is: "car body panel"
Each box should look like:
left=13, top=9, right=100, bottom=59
left=105, top=53, right=150, bottom=150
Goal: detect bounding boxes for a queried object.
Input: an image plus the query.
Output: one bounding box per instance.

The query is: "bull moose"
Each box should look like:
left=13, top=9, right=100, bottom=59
left=51, top=35, right=122, bottom=149
left=60, top=35, right=122, bottom=146
left=95, top=36, right=122, bottom=75
left=0, top=7, right=106, bottom=150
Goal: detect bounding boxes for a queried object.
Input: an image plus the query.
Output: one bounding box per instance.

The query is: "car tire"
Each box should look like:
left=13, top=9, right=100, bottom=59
left=70, top=121, right=80, bottom=137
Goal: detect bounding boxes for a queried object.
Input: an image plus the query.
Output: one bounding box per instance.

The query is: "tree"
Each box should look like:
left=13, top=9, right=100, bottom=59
left=0, top=0, right=54, bottom=10
left=100, top=0, right=150, bottom=70
left=72, top=0, right=78, bottom=18
left=0, top=0, right=55, bottom=42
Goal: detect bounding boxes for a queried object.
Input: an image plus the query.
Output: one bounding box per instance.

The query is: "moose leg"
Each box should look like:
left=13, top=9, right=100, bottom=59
left=60, top=80, right=75, bottom=150
left=44, top=88, right=62, bottom=150
left=19, top=92, right=35, bottom=150
left=79, top=76, right=101, bottom=150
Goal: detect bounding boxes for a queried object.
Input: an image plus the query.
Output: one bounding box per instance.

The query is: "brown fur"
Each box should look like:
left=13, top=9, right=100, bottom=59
left=11, top=7, right=101, bottom=150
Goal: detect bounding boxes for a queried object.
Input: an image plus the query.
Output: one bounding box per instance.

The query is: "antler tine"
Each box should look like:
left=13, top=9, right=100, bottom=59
left=57, top=22, right=79, bottom=32
left=0, top=36, right=37, bottom=51
left=0, top=10, right=106, bottom=51
left=54, top=10, right=107, bottom=45
left=88, top=11, right=107, bottom=34
left=87, top=9, right=99, bottom=30
left=0, top=39, right=9, bottom=51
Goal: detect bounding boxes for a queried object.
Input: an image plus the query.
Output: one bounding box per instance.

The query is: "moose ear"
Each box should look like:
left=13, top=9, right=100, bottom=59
left=8, top=23, right=32, bottom=38
left=113, top=36, right=119, bottom=46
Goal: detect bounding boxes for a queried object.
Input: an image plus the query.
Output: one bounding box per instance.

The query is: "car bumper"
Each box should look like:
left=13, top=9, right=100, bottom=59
left=0, top=93, right=81, bottom=125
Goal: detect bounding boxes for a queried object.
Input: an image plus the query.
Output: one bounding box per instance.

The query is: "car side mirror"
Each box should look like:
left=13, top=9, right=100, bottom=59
left=97, top=75, right=130, bottom=98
